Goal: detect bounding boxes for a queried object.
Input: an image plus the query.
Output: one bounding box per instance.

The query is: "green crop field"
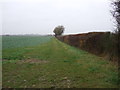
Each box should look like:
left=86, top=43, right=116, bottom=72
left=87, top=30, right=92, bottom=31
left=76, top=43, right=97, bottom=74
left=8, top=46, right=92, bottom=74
left=2, top=36, right=119, bottom=88
left=2, top=35, right=52, bottom=49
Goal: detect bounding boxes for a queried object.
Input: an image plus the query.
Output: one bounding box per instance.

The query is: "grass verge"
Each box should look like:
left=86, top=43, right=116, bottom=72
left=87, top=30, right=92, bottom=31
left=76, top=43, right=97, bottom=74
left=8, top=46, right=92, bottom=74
left=2, top=38, right=119, bottom=88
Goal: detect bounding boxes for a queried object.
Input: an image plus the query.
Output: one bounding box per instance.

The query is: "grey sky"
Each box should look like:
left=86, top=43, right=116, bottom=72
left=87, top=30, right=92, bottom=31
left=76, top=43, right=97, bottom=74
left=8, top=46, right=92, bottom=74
left=1, top=0, right=114, bottom=35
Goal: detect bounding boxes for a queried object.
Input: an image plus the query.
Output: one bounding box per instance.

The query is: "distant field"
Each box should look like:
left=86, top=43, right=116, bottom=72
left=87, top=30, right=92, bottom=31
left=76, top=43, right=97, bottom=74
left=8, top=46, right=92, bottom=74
left=2, top=35, right=52, bottom=49
left=2, top=36, right=119, bottom=88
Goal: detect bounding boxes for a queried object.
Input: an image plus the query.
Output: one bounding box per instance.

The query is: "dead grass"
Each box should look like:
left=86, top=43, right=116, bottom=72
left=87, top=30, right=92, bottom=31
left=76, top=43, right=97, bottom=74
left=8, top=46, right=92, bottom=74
left=18, top=59, right=48, bottom=64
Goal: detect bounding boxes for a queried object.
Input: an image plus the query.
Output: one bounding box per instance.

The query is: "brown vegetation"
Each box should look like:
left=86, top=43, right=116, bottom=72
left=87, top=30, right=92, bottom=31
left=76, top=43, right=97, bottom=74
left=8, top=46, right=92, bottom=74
left=57, top=32, right=118, bottom=61
left=18, top=59, right=48, bottom=64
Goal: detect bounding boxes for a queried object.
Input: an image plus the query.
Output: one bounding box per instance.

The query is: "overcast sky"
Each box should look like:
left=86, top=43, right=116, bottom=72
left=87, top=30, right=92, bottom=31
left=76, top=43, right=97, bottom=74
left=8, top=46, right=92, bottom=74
left=1, top=0, right=114, bottom=35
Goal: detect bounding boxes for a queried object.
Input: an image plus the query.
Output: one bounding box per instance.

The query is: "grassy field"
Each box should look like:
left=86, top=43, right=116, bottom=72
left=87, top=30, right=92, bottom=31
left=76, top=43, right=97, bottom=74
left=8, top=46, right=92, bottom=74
left=2, top=36, right=119, bottom=88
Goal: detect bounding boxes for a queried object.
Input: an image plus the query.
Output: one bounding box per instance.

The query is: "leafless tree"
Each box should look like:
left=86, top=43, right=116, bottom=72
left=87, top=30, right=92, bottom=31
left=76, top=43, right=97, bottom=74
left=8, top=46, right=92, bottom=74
left=112, top=0, right=120, bottom=60
left=112, top=0, right=120, bottom=33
